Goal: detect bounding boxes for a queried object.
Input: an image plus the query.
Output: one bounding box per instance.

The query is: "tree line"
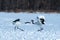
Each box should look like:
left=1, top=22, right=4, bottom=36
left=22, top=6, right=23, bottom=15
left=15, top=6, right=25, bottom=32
left=0, top=0, right=60, bottom=12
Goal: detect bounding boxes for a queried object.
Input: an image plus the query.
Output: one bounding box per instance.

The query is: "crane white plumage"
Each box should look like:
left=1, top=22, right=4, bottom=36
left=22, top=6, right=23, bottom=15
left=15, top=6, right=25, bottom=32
left=37, top=16, right=45, bottom=25
left=12, top=19, right=24, bottom=31
left=36, top=16, right=46, bottom=31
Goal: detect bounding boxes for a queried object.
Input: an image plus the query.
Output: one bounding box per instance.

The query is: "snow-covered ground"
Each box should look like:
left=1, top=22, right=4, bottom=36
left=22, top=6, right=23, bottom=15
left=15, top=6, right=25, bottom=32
left=0, top=12, right=60, bottom=40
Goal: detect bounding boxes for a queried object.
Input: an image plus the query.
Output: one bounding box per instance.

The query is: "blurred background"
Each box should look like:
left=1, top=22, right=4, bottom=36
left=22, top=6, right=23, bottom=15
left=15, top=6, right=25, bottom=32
left=0, top=0, right=60, bottom=12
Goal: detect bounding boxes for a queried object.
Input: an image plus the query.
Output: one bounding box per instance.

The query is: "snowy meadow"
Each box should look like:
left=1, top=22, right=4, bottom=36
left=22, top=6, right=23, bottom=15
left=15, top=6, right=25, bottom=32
left=0, top=12, right=60, bottom=40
